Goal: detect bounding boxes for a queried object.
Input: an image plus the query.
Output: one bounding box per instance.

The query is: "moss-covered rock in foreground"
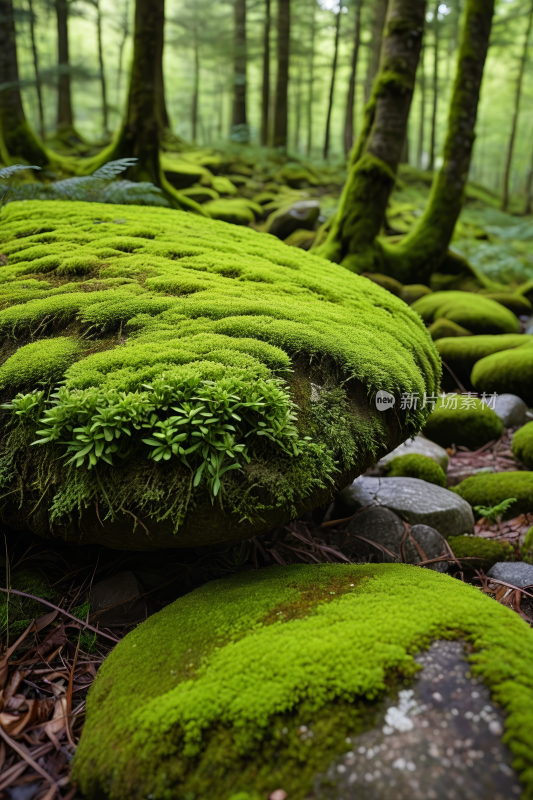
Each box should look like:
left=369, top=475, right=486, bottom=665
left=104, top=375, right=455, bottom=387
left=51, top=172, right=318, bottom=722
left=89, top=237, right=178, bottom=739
left=0, top=201, right=440, bottom=549
left=72, top=563, right=533, bottom=800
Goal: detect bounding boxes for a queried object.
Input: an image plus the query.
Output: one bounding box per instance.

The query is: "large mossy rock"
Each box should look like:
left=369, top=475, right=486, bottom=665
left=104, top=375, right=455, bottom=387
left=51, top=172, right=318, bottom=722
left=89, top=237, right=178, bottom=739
left=72, top=563, right=533, bottom=800
left=471, top=339, right=533, bottom=406
left=453, top=471, right=533, bottom=519
left=412, top=291, right=520, bottom=336
left=0, top=201, right=440, bottom=549
left=513, top=422, right=533, bottom=469
left=435, top=334, right=529, bottom=391
left=422, top=396, right=503, bottom=450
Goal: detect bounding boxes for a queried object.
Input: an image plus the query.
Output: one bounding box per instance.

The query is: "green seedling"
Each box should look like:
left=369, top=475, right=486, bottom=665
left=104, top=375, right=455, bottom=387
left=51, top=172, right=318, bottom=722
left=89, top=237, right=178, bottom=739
left=474, top=497, right=517, bottom=522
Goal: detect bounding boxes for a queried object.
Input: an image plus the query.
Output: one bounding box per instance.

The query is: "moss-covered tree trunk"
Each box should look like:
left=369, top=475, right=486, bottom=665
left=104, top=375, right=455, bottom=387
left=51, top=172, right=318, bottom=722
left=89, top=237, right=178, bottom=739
left=343, top=0, right=363, bottom=157
left=27, top=0, right=45, bottom=140
left=260, top=0, right=270, bottom=147
left=273, top=0, right=290, bottom=149
left=314, top=0, right=495, bottom=286
left=428, top=0, right=439, bottom=172
left=416, top=40, right=426, bottom=168
left=56, top=0, right=75, bottom=133
left=0, top=0, right=49, bottom=166
left=232, top=0, right=248, bottom=142
left=323, top=6, right=341, bottom=161
left=94, top=0, right=109, bottom=135
left=363, top=0, right=389, bottom=104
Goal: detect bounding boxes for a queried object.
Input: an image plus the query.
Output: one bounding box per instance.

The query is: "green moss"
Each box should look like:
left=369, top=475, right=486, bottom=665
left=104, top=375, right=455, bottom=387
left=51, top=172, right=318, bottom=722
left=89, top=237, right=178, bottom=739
left=479, top=292, right=532, bottom=316
left=210, top=176, right=238, bottom=196
left=412, top=291, right=520, bottom=335
left=517, top=278, right=533, bottom=303
left=435, top=334, right=528, bottom=386
left=523, top=526, right=533, bottom=562
left=72, top=563, right=533, bottom=800
left=453, top=472, right=533, bottom=519
left=0, top=337, right=81, bottom=390
left=360, top=272, right=403, bottom=297
left=400, top=284, right=432, bottom=305
left=384, top=453, right=447, bottom=487
left=448, top=534, right=515, bottom=571
left=423, top=395, right=503, bottom=450
left=471, top=340, right=533, bottom=406
left=0, top=568, right=57, bottom=635
left=428, top=317, right=472, bottom=341
left=512, top=422, right=533, bottom=470
left=202, top=199, right=262, bottom=225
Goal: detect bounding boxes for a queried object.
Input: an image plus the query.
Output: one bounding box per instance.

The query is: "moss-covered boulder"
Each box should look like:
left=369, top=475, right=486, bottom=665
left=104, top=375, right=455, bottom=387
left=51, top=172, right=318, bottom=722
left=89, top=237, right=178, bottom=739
left=202, top=199, right=258, bottom=226
left=360, top=272, right=403, bottom=297
left=422, top=396, right=503, bottom=450
left=0, top=201, right=440, bottom=550
left=448, top=534, right=515, bottom=571
left=435, top=334, right=528, bottom=390
left=72, top=563, right=533, bottom=800
left=512, top=422, right=533, bottom=469
left=471, top=339, right=533, bottom=406
left=384, top=453, right=447, bottom=487
left=453, top=472, right=533, bottom=519
left=412, top=291, right=520, bottom=335
left=479, top=292, right=532, bottom=317
left=400, top=284, right=432, bottom=305
left=428, top=317, right=471, bottom=341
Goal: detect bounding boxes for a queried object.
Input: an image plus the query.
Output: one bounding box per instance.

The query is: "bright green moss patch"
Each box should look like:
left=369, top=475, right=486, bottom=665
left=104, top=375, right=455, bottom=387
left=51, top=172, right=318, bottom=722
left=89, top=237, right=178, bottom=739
left=453, top=472, right=533, bottom=519
left=72, top=563, right=533, bottom=800
left=423, top=395, right=503, bottom=450
left=384, top=453, right=447, bottom=487
left=448, top=534, right=515, bottom=570
left=412, top=291, right=520, bottom=335
left=435, top=334, right=530, bottom=383
left=480, top=292, right=532, bottom=316
left=428, top=317, right=471, bottom=341
left=0, top=337, right=81, bottom=390
left=471, top=340, right=533, bottom=406
left=512, top=422, right=533, bottom=470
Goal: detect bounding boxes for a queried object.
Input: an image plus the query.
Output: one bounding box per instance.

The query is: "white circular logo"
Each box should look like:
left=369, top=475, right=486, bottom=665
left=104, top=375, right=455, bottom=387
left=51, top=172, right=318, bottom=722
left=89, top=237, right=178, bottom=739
left=375, top=390, right=396, bottom=411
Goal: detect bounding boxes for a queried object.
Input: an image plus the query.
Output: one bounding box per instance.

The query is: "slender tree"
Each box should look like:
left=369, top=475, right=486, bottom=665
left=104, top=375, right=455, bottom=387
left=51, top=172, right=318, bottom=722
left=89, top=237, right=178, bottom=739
left=306, top=0, right=316, bottom=156
left=154, top=0, right=171, bottom=131
left=428, top=0, right=439, bottom=171
left=501, top=0, right=533, bottom=211
left=344, top=0, right=363, bottom=157
left=192, top=23, right=200, bottom=141
left=0, top=0, right=48, bottom=165
left=364, top=0, right=388, bottom=104
left=525, top=142, right=533, bottom=215
left=314, top=0, right=495, bottom=286
left=260, top=0, right=270, bottom=146
left=86, top=0, right=109, bottom=134
left=56, top=0, right=74, bottom=133
left=417, top=40, right=426, bottom=168
left=232, top=0, right=248, bottom=142
left=27, top=0, right=45, bottom=140
left=116, top=0, right=130, bottom=108
left=273, top=0, right=290, bottom=149
left=323, top=4, right=341, bottom=160
left=294, top=58, right=303, bottom=150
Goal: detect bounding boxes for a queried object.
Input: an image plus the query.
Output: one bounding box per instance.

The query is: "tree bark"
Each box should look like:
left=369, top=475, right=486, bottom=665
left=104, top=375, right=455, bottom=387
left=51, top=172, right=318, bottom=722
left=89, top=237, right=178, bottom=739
left=344, top=0, right=363, bottom=157
left=273, top=0, right=290, bottom=149
left=27, top=0, right=45, bottom=140
left=116, top=0, right=130, bottom=109
left=94, top=0, right=108, bottom=134
left=154, top=0, right=170, bottom=130
left=56, top=0, right=73, bottom=130
left=501, top=0, right=533, bottom=212
left=428, top=0, right=439, bottom=171
left=364, top=0, right=388, bottom=104
left=192, top=26, right=199, bottom=142
left=0, top=0, right=48, bottom=165
left=323, top=6, right=341, bottom=160
left=525, top=152, right=533, bottom=216
left=314, top=0, right=425, bottom=268
left=260, top=0, right=270, bottom=146
left=231, top=0, right=248, bottom=142
left=294, top=58, right=302, bottom=150
left=417, top=41, right=425, bottom=168
left=306, top=0, right=315, bottom=156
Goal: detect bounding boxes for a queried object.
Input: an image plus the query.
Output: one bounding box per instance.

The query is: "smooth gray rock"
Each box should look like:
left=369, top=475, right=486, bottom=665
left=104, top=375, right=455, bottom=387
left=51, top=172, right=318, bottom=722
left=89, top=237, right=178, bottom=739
left=267, top=200, right=320, bottom=239
left=408, top=524, right=448, bottom=572
left=487, top=561, right=533, bottom=588
left=488, top=393, right=529, bottom=427
left=334, top=477, right=474, bottom=539
left=89, top=571, right=146, bottom=627
left=377, top=435, right=449, bottom=473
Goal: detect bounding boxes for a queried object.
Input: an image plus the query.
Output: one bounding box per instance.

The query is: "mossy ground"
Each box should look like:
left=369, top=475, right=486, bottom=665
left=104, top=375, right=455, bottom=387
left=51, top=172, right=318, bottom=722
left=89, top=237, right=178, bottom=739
left=0, top=201, right=440, bottom=543
left=73, top=563, right=533, bottom=800
left=422, top=395, right=503, bottom=450
left=384, top=453, right=447, bottom=487
left=513, top=423, right=533, bottom=470
left=453, top=471, right=533, bottom=519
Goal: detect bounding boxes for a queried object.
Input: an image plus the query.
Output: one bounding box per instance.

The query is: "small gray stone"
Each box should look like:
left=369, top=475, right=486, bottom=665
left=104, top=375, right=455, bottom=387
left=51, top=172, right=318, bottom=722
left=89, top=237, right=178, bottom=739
left=334, top=477, right=474, bottom=539
left=408, top=524, right=448, bottom=572
left=89, top=571, right=146, bottom=627
left=487, top=393, right=529, bottom=427
left=525, top=318, right=533, bottom=335
left=378, top=435, right=449, bottom=473
left=267, top=200, right=320, bottom=239
left=487, top=561, right=533, bottom=588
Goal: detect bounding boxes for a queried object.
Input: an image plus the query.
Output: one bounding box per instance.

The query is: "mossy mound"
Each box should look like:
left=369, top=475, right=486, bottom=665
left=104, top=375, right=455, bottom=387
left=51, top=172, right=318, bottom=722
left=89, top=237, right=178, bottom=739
left=448, top=535, right=515, bottom=571
left=428, top=317, right=471, bottom=341
left=360, top=272, right=403, bottom=297
left=471, top=340, right=533, bottom=406
left=412, top=291, right=520, bottom=336
left=400, top=284, right=432, bottom=305
left=453, top=472, right=533, bottom=519
left=72, top=563, right=533, bottom=800
left=0, top=201, right=440, bottom=550
left=384, top=453, right=446, bottom=487
left=435, top=334, right=528, bottom=388
left=517, top=277, right=533, bottom=304
left=202, top=199, right=255, bottom=225
left=479, top=292, right=532, bottom=317
left=512, top=422, right=533, bottom=469
left=422, top=396, right=503, bottom=450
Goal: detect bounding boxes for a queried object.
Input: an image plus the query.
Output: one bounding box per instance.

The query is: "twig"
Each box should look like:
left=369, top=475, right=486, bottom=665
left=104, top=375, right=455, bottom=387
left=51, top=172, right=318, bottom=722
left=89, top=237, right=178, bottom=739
left=0, top=726, right=55, bottom=785
left=441, top=361, right=467, bottom=394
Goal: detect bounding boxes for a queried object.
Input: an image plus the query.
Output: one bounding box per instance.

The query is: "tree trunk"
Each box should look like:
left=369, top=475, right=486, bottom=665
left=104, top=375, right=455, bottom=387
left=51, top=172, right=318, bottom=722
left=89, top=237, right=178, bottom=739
left=294, top=59, right=302, bottom=151
left=260, top=0, right=270, bottom=146
left=154, top=0, right=170, bottom=130
left=192, top=27, right=199, bottom=142
left=116, top=0, right=130, bottom=109
left=56, top=0, right=73, bottom=130
left=525, top=155, right=533, bottom=216
left=364, top=0, right=388, bottom=104
left=0, top=0, right=48, bottom=165
left=27, top=0, right=45, bottom=140
left=343, top=0, right=363, bottom=157
left=501, top=0, right=533, bottom=212
left=428, top=0, right=439, bottom=171
left=417, top=41, right=425, bottom=168
left=314, top=0, right=425, bottom=268
left=231, top=0, right=248, bottom=142
left=306, top=0, right=315, bottom=157
left=94, top=0, right=108, bottom=134
left=323, top=6, right=341, bottom=160
left=273, top=0, right=290, bottom=149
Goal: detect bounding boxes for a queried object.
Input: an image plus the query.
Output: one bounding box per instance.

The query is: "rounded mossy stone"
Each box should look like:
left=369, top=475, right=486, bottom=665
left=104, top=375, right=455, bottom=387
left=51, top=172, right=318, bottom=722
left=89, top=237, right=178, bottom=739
left=384, top=453, right=447, bottom=487
left=435, top=334, right=529, bottom=388
left=400, top=284, right=432, bottom=305
left=360, top=272, right=403, bottom=297
left=412, top=291, right=520, bottom=336
left=517, top=277, right=533, bottom=304
left=422, top=396, right=503, bottom=450
left=512, top=422, right=533, bottom=469
left=452, top=472, right=533, bottom=519
left=471, top=341, right=533, bottom=406
left=448, top=534, right=515, bottom=571
left=523, top=525, right=533, bottom=562
left=478, top=292, right=532, bottom=317
left=0, top=337, right=81, bottom=390
left=0, top=201, right=440, bottom=549
left=428, top=317, right=471, bottom=341
left=202, top=199, right=255, bottom=225
left=72, top=563, right=533, bottom=800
